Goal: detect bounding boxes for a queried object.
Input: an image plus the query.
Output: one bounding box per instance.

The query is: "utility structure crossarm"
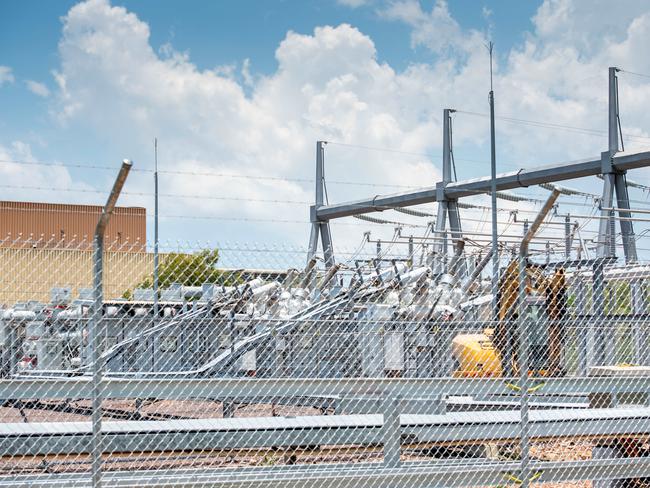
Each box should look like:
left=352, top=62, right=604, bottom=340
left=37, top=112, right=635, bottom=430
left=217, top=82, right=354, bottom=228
left=312, top=150, right=650, bottom=221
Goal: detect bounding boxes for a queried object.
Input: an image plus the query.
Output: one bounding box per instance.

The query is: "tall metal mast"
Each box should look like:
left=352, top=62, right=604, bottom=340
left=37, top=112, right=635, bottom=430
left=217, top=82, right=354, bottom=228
left=153, top=138, right=159, bottom=321
left=488, top=42, right=499, bottom=320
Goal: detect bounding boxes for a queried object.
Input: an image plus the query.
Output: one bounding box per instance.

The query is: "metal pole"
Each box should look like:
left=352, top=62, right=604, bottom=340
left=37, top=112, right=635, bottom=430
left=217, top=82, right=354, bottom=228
left=91, top=160, right=132, bottom=488
left=91, top=233, right=103, bottom=488
left=316, top=141, right=335, bottom=267
left=488, top=42, right=499, bottom=322
left=435, top=110, right=452, bottom=273
left=382, top=396, right=401, bottom=468
left=153, top=139, right=159, bottom=321
left=518, top=188, right=560, bottom=488
left=565, top=214, right=571, bottom=258
left=609, top=67, right=619, bottom=155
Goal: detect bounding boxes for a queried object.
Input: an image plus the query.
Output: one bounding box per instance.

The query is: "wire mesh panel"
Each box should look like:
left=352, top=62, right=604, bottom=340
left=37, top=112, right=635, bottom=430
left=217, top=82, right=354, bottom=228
left=0, top=237, right=650, bottom=487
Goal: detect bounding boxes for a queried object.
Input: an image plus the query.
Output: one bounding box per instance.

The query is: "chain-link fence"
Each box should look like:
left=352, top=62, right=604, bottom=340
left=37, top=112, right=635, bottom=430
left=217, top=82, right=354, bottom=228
left=1, top=235, right=650, bottom=487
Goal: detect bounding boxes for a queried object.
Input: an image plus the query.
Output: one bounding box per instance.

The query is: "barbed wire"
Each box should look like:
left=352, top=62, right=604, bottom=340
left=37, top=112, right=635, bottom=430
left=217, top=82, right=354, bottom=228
left=0, top=160, right=418, bottom=189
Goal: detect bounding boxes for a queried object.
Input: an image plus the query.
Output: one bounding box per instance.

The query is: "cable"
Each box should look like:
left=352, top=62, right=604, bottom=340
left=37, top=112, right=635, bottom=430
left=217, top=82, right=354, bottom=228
left=0, top=159, right=141, bottom=172
left=324, top=141, right=432, bottom=158
left=0, top=184, right=311, bottom=205
left=0, top=160, right=417, bottom=190
left=619, top=69, right=650, bottom=80
left=597, top=173, right=650, bottom=192
left=394, top=207, right=435, bottom=218
left=455, top=110, right=650, bottom=143
left=539, top=182, right=598, bottom=199
left=352, top=214, right=427, bottom=228
left=497, top=191, right=542, bottom=203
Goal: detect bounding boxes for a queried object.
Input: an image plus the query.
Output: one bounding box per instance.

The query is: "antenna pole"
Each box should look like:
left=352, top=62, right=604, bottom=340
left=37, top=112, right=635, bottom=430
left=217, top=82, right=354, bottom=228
left=153, top=138, right=159, bottom=322
left=488, top=42, right=499, bottom=322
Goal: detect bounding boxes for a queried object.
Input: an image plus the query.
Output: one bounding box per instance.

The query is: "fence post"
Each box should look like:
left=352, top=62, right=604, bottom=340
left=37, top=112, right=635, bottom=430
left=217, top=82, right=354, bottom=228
left=518, top=189, right=560, bottom=488
left=632, top=279, right=648, bottom=365
left=517, top=251, right=532, bottom=488
left=382, top=395, right=401, bottom=468
left=91, top=160, right=132, bottom=488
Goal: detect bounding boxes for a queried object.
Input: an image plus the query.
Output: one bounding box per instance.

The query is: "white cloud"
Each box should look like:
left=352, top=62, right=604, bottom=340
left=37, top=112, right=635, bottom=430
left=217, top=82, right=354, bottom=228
left=380, top=0, right=483, bottom=56
left=42, top=0, right=650, bottom=248
left=0, top=66, right=14, bottom=86
left=0, top=141, right=89, bottom=203
left=337, top=0, right=370, bottom=7
left=25, top=80, right=51, bottom=98
left=52, top=0, right=445, bottom=245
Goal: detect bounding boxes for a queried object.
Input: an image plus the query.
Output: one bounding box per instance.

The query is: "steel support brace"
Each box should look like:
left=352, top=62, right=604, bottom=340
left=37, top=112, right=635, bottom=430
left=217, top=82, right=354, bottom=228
left=434, top=109, right=463, bottom=273
left=307, top=141, right=335, bottom=266
left=319, top=221, right=334, bottom=268
left=307, top=220, right=320, bottom=262
left=597, top=168, right=616, bottom=259
left=614, top=172, right=637, bottom=262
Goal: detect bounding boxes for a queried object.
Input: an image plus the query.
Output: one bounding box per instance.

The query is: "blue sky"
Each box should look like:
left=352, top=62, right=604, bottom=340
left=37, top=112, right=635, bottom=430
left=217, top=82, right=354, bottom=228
left=0, top=0, right=537, bottom=154
left=2, top=1, right=538, bottom=76
left=1, top=0, right=650, bottom=255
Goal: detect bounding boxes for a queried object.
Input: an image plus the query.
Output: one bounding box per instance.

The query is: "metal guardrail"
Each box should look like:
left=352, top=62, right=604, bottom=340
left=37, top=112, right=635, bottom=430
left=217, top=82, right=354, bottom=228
left=2, top=407, right=650, bottom=456
left=2, top=375, right=650, bottom=400
left=3, top=457, right=650, bottom=488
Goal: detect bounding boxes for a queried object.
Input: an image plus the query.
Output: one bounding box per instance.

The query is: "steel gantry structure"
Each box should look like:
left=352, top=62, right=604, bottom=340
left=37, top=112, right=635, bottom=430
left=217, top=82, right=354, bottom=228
left=307, top=67, right=645, bottom=267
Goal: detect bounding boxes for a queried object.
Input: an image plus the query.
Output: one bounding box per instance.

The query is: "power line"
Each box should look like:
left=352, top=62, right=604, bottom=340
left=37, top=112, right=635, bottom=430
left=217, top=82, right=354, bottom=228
left=619, top=69, right=650, bottom=80
left=0, top=159, right=418, bottom=190
left=324, top=141, right=432, bottom=158
left=0, top=184, right=312, bottom=205
left=455, top=110, right=650, bottom=143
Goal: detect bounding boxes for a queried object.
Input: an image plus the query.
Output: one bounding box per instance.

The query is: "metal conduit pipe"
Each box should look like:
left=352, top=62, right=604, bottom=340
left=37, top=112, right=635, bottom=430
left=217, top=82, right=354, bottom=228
left=302, top=258, right=318, bottom=289
left=461, top=248, right=494, bottom=294
left=317, top=264, right=341, bottom=291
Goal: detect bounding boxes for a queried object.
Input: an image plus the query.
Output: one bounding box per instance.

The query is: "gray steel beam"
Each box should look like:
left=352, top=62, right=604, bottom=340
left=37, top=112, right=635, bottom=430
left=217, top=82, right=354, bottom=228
left=306, top=219, right=320, bottom=262
left=3, top=406, right=650, bottom=457
left=615, top=172, right=638, bottom=262
left=319, top=221, right=335, bottom=268
left=309, top=141, right=335, bottom=265
left=2, top=457, right=650, bottom=488
left=315, top=151, right=650, bottom=221
left=600, top=67, right=638, bottom=263
left=435, top=109, right=458, bottom=268
left=597, top=170, right=616, bottom=258
left=3, top=374, right=650, bottom=402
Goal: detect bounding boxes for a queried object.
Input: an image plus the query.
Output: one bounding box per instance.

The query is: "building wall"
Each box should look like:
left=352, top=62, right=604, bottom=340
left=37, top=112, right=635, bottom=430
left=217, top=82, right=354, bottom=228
left=0, top=245, right=287, bottom=306
left=0, top=201, right=146, bottom=250
left=0, top=247, right=154, bottom=305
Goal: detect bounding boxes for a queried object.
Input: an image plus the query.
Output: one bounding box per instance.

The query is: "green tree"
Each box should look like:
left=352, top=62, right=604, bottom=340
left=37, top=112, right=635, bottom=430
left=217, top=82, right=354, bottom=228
left=123, top=249, right=239, bottom=299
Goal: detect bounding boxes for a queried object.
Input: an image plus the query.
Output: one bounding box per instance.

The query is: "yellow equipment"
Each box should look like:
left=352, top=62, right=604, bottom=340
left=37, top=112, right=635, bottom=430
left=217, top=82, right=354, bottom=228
left=452, top=260, right=567, bottom=378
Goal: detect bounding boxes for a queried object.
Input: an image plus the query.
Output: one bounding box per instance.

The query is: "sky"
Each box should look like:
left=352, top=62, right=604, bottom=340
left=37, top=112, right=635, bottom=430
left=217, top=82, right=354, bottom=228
left=2, top=0, right=650, bottom=259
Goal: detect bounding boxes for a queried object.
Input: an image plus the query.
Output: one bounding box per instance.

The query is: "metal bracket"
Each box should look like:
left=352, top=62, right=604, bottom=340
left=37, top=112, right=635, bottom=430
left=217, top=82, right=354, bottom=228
left=436, top=181, right=446, bottom=202
left=601, top=150, right=613, bottom=174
